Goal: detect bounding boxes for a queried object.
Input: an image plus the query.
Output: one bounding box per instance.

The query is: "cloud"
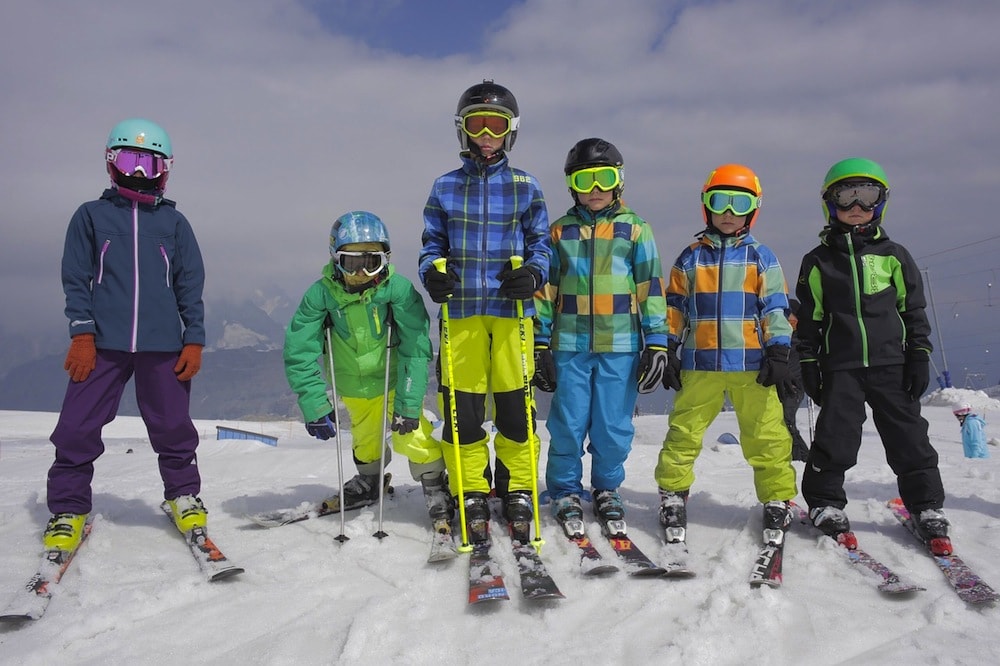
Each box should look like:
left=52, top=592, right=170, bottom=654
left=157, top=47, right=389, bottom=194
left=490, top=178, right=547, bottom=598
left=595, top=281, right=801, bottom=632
left=1, top=0, right=998, bottom=381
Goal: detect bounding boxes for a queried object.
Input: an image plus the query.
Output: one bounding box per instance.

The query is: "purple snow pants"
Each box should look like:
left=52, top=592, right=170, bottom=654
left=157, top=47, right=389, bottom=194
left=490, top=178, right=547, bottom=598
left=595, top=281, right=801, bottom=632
left=47, top=350, right=201, bottom=514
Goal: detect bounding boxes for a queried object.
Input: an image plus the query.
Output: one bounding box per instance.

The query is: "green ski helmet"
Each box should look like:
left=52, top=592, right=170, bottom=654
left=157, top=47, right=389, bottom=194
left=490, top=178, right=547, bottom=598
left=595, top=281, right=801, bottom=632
left=105, top=118, right=173, bottom=192
left=822, top=157, right=890, bottom=224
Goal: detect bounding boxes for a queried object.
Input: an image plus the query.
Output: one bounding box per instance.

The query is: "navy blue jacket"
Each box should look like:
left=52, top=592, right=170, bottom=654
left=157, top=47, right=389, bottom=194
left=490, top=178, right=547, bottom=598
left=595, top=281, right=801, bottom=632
left=61, top=188, right=205, bottom=352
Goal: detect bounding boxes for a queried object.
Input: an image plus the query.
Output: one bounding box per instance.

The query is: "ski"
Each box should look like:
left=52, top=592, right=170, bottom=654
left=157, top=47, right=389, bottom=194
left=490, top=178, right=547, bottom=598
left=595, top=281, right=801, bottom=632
left=887, top=498, right=999, bottom=605
left=160, top=503, right=244, bottom=582
left=246, top=474, right=393, bottom=528
left=427, top=518, right=458, bottom=563
left=660, top=540, right=696, bottom=579
left=556, top=516, right=619, bottom=576
left=748, top=541, right=783, bottom=587
left=599, top=519, right=668, bottom=577
left=791, top=502, right=923, bottom=595
left=0, top=518, right=94, bottom=622
left=510, top=539, right=565, bottom=600
left=467, top=539, right=509, bottom=604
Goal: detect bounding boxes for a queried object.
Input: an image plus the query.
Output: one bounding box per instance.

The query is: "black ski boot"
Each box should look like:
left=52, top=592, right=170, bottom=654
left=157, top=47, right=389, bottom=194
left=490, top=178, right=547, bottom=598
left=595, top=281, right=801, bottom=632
left=658, top=489, right=689, bottom=544
left=503, top=491, right=533, bottom=543
left=762, top=500, right=792, bottom=545
left=421, top=471, right=454, bottom=532
left=463, top=492, right=491, bottom=544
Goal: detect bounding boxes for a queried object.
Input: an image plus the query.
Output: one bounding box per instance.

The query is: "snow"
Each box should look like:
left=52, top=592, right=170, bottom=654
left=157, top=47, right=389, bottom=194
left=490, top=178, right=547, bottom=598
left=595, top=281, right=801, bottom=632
left=1, top=390, right=999, bottom=665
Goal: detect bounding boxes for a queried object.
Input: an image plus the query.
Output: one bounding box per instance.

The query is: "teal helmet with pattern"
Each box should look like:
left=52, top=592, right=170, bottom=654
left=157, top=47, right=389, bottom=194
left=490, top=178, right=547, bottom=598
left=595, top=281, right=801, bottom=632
left=329, top=211, right=390, bottom=256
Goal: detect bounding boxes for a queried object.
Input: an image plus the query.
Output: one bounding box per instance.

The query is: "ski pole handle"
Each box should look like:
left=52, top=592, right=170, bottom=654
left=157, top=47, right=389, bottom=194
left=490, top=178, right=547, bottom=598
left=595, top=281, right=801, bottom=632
left=509, top=255, right=523, bottom=270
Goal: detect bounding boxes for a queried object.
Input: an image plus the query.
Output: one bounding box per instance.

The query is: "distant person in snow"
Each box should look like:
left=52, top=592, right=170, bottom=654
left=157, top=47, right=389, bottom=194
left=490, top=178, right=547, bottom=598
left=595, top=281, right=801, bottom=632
left=654, top=164, right=797, bottom=548
left=953, top=403, right=989, bottom=459
left=533, top=138, right=669, bottom=537
left=795, top=157, right=951, bottom=554
left=283, top=212, right=452, bottom=531
left=418, top=80, right=550, bottom=544
left=783, top=299, right=810, bottom=462
left=45, top=118, right=208, bottom=553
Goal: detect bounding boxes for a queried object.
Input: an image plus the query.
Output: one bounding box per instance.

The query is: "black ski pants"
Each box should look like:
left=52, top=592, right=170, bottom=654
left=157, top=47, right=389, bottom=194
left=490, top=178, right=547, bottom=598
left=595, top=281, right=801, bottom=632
left=802, top=364, right=944, bottom=513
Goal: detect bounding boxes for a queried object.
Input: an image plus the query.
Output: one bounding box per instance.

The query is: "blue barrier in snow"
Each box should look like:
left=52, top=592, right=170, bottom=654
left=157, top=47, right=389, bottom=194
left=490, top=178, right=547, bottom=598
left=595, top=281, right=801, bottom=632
left=216, top=426, right=277, bottom=447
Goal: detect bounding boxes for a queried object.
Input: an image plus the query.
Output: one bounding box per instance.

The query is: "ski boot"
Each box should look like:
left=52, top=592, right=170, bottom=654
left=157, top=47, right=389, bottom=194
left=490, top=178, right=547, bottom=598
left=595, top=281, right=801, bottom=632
left=421, top=471, right=454, bottom=534
left=808, top=505, right=856, bottom=549
left=165, top=495, right=208, bottom=533
left=321, top=473, right=382, bottom=513
left=916, top=508, right=952, bottom=555
left=762, top=500, right=792, bottom=546
left=553, top=495, right=585, bottom=538
left=503, top=491, right=533, bottom=543
left=593, top=489, right=626, bottom=538
left=463, top=492, right=491, bottom=544
left=42, top=513, right=89, bottom=551
left=658, top=489, right=689, bottom=544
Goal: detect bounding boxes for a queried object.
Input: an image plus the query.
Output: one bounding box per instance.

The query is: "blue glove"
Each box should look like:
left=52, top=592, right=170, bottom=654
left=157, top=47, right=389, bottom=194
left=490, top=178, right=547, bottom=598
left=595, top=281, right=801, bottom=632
left=305, top=413, right=336, bottom=440
left=391, top=412, right=419, bottom=435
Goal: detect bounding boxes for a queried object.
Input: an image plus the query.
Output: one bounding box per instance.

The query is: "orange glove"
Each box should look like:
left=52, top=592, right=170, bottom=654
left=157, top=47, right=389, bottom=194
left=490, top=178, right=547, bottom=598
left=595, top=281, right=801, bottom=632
left=64, top=333, right=97, bottom=382
left=173, top=344, right=203, bottom=381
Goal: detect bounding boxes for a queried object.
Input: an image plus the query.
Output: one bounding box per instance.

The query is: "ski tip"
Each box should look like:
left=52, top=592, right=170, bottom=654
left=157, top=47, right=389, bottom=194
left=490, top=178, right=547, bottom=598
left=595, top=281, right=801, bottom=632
left=209, top=567, right=245, bottom=582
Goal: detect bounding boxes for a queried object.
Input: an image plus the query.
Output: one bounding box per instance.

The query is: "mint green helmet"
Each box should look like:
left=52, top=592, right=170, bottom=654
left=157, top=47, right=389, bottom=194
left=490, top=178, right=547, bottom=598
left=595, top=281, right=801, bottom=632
left=822, top=157, right=890, bottom=224
left=106, top=118, right=172, bottom=157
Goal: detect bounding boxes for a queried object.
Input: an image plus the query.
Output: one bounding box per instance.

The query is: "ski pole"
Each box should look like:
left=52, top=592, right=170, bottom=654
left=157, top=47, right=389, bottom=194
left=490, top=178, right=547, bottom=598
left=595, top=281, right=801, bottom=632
left=509, top=255, right=544, bottom=552
left=806, top=397, right=815, bottom=445
left=373, top=305, right=394, bottom=539
left=433, top=258, right=471, bottom=552
left=325, top=323, right=349, bottom=543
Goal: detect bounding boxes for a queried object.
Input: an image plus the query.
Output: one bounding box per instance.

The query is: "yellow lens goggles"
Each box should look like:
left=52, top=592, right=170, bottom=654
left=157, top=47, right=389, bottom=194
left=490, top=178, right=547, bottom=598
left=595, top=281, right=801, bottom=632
left=566, top=166, right=621, bottom=194
left=459, top=111, right=512, bottom=139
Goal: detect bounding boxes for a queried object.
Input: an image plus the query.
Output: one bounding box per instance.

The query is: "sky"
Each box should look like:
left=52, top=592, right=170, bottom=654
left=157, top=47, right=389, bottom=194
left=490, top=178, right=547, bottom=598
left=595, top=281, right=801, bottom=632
left=1, top=388, right=999, bottom=664
left=1, top=0, right=999, bottom=385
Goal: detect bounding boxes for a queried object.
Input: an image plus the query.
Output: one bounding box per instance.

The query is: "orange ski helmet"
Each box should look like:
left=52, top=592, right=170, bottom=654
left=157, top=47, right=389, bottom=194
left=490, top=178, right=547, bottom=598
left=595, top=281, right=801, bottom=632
left=701, top=164, right=762, bottom=230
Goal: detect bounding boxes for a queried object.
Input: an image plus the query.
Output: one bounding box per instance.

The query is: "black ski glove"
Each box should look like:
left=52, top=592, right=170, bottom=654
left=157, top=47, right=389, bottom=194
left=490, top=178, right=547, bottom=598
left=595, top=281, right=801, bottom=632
left=424, top=262, right=459, bottom=303
left=776, top=375, right=801, bottom=404
left=757, top=345, right=791, bottom=388
left=533, top=345, right=557, bottom=392
left=305, top=413, right=336, bottom=440
left=662, top=340, right=682, bottom=391
left=496, top=261, right=541, bottom=300
left=391, top=412, right=419, bottom=435
left=637, top=345, right=669, bottom=394
left=903, top=349, right=930, bottom=401
left=800, top=360, right=822, bottom=406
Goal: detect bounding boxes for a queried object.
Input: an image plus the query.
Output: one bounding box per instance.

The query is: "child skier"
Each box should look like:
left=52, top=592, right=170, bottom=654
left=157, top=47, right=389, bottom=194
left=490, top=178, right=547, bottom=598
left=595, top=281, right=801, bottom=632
left=45, top=118, right=208, bottom=552
left=418, top=79, right=550, bottom=542
left=795, top=157, right=950, bottom=553
left=953, top=404, right=989, bottom=459
left=284, top=211, right=452, bottom=531
left=533, top=137, right=669, bottom=537
left=654, top=164, right=797, bottom=548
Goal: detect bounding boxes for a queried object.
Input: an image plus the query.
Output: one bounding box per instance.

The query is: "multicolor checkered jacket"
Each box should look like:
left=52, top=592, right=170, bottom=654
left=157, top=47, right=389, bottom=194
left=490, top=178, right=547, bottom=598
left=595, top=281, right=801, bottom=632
left=667, top=231, right=791, bottom=371
left=418, top=153, right=549, bottom=319
left=535, top=203, right=668, bottom=353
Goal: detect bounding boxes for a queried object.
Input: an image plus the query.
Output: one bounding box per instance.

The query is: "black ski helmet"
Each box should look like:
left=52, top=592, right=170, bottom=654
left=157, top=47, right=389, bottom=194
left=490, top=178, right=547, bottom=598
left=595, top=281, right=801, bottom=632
left=564, top=137, right=625, bottom=200
left=455, top=80, right=520, bottom=153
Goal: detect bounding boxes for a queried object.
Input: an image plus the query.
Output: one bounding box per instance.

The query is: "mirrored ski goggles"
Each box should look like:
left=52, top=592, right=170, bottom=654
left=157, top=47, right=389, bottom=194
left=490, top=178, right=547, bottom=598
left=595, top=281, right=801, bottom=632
left=106, top=148, right=172, bottom=178
left=566, top=166, right=622, bottom=193
left=824, top=181, right=887, bottom=211
left=458, top=111, right=514, bottom=138
left=703, top=190, right=761, bottom=216
left=334, top=250, right=389, bottom=277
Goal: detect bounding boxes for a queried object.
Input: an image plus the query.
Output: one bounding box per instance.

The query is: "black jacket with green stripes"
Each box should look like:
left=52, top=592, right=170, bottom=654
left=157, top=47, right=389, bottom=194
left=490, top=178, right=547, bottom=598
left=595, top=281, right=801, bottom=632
left=794, top=224, right=932, bottom=372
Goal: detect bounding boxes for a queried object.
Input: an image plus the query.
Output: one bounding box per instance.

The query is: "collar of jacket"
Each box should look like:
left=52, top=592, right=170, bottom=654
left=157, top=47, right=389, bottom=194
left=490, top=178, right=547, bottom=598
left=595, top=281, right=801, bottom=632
left=819, top=223, right=886, bottom=251
left=460, top=151, right=509, bottom=177
left=321, top=262, right=395, bottom=303
left=570, top=200, right=623, bottom=223
left=101, top=187, right=174, bottom=208
left=698, top=228, right=754, bottom=248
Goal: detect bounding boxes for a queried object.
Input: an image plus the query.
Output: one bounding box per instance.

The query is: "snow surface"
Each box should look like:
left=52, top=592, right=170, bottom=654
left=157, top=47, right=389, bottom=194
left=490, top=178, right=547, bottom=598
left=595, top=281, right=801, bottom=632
left=1, top=388, right=999, bottom=665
